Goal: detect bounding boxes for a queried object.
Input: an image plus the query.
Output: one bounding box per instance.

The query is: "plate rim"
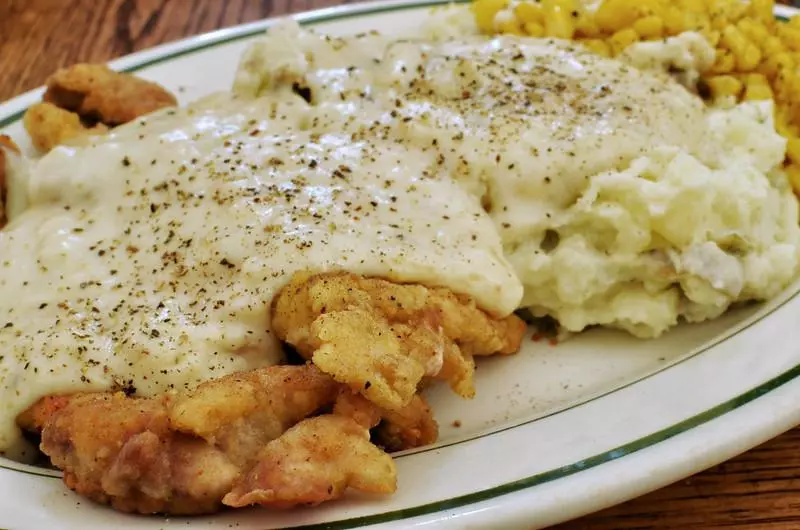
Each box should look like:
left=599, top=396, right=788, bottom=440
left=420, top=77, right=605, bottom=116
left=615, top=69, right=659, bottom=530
left=1, top=1, right=800, bottom=528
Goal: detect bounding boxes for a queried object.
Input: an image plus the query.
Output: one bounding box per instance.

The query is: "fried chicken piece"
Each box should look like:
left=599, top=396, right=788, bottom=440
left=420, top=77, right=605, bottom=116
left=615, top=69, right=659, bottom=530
left=0, top=135, right=20, bottom=227
left=272, top=272, right=526, bottom=410
left=41, top=392, right=237, bottom=514
left=22, top=64, right=176, bottom=152
left=333, top=386, right=438, bottom=451
left=223, top=415, right=396, bottom=509
left=169, top=364, right=340, bottom=467
left=44, top=64, right=177, bottom=126
left=39, top=364, right=342, bottom=514
left=23, top=102, right=107, bottom=152
left=16, top=393, right=82, bottom=433
left=372, top=394, right=438, bottom=453
left=332, top=389, right=383, bottom=430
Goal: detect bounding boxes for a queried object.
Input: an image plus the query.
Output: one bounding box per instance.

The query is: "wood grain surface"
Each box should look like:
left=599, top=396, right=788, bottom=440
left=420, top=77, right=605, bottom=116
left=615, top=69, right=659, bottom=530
left=2, top=0, right=800, bottom=528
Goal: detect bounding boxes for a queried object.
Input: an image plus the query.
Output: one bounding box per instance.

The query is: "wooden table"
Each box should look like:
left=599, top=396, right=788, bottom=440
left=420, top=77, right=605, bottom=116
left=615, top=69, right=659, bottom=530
left=2, top=0, right=800, bottom=528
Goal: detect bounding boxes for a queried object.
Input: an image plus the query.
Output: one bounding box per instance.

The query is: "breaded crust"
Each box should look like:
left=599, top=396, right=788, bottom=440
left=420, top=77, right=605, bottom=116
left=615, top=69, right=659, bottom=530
left=0, top=135, right=20, bottom=228
left=272, top=272, right=526, bottom=410
left=22, top=64, right=176, bottom=152
left=44, top=64, right=177, bottom=126
left=37, top=364, right=396, bottom=514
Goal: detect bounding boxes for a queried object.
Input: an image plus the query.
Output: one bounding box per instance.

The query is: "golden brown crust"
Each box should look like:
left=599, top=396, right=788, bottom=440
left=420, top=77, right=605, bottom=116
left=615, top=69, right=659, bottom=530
left=272, top=272, right=526, bottom=410
left=22, top=64, right=176, bottom=153
left=372, top=394, right=439, bottom=453
left=22, top=102, right=104, bottom=152
left=38, top=364, right=367, bottom=515
left=30, top=273, right=523, bottom=515
left=222, top=415, right=396, bottom=509
left=44, top=64, right=177, bottom=126
left=0, top=134, right=20, bottom=228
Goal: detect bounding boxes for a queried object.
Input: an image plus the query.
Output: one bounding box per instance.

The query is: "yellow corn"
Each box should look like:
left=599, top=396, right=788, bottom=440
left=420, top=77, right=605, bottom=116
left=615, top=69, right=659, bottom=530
left=514, top=2, right=544, bottom=24
left=750, top=0, right=775, bottom=24
left=705, top=74, right=744, bottom=100
left=759, top=51, right=793, bottom=79
left=737, top=18, right=770, bottom=46
left=524, top=21, right=546, bottom=37
left=787, top=137, right=800, bottom=166
left=543, top=0, right=577, bottom=39
left=594, top=0, right=642, bottom=33
left=743, top=73, right=774, bottom=100
left=575, top=14, right=601, bottom=38
left=761, top=34, right=784, bottom=56
left=779, top=25, right=800, bottom=51
left=496, top=15, right=526, bottom=35
left=663, top=6, right=687, bottom=34
left=608, top=27, right=639, bottom=54
left=472, top=0, right=509, bottom=33
left=710, top=48, right=736, bottom=73
left=582, top=38, right=612, bottom=57
left=633, top=15, right=664, bottom=39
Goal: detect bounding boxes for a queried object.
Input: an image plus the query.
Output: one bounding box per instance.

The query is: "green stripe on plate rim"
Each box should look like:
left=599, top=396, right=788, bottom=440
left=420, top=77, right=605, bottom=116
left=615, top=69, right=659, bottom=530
left=0, top=0, right=798, bottom=526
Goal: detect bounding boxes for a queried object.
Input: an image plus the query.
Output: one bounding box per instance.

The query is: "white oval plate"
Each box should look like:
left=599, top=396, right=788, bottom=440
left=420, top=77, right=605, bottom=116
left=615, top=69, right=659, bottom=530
left=1, top=1, right=799, bottom=528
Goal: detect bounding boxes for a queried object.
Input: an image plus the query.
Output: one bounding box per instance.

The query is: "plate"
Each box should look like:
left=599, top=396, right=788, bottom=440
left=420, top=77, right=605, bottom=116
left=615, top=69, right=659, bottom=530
left=1, top=1, right=799, bottom=528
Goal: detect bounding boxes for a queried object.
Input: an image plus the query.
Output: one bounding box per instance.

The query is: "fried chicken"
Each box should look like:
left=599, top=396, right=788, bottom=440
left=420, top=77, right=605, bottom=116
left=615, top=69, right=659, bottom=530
left=22, top=64, right=176, bottom=152
left=272, top=272, right=526, bottom=410
left=44, top=64, right=177, bottom=126
left=223, top=415, right=396, bottom=509
left=333, top=389, right=438, bottom=451
left=27, top=273, right=522, bottom=515
left=0, top=134, right=20, bottom=227
left=22, top=102, right=106, bottom=152
left=38, top=364, right=397, bottom=515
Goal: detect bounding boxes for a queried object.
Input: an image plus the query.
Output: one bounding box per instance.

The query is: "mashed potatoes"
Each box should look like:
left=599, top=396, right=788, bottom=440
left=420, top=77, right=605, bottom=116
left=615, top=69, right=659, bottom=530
left=235, top=19, right=800, bottom=338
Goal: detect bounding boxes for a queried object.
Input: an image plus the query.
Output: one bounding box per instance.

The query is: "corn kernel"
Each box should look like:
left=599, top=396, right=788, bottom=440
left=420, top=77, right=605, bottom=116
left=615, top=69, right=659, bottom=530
left=608, top=27, right=640, bottom=55
left=704, top=74, right=744, bottom=100
left=750, top=0, right=775, bottom=24
left=594, top=0, right=642, bottom=33
left=581, top=38, right=612, bottom=57
left=779, top=25, right=800, bottom=52
left=524, top=21, right=546, bottom=37
left=702, top=29, right=722, bottom=47
left=720, top=25, right=749, bottom=54
left=472, top=0, right=509, bottom=33
left=662, top=6, right=686, bottom=35
left=761, top=35, right=784, bottom=57
left=633, top=15, right=664, bottom=39
left=575, top=15, right=601, bottom=38
left=514, top=1, right=544, bottom=24
left=787, top=138, right=800, bottom=166
left=543, top=10, right=576, bottom=38
left=737, top=18, right=770, bottom=46
left=710, top=49, right=736, bottom=73
left=760, top=51, right=794, bottom=80
left=496, top=14, right=525, bottom=35
left=743, top=73, right=774, bottom=100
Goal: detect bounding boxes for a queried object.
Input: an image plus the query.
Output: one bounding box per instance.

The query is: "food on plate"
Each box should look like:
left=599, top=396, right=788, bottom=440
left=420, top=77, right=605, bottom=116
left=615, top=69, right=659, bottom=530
left=0, top=0, right=799, bottom=516
left=237, top=18, right=799, bottom=338
left=37, top=365, right=396, bottom=514
left=272, top=272, right=525, bottom=407
left=0, top=135, right=19, bottom=226
left=470, top=0, right=800, bottom=195
left=0, top=48, right=524, bottom=512
left=23, top=102, right=107, bottom=152
left=23, top=64, right=176, bottom=151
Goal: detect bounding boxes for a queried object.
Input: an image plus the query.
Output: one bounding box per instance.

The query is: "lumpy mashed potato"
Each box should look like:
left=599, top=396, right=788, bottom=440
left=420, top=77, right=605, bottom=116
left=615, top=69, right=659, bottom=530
left=236, top=18, right=799, bottom=338
left=513, top=102, right=798, bottom=337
